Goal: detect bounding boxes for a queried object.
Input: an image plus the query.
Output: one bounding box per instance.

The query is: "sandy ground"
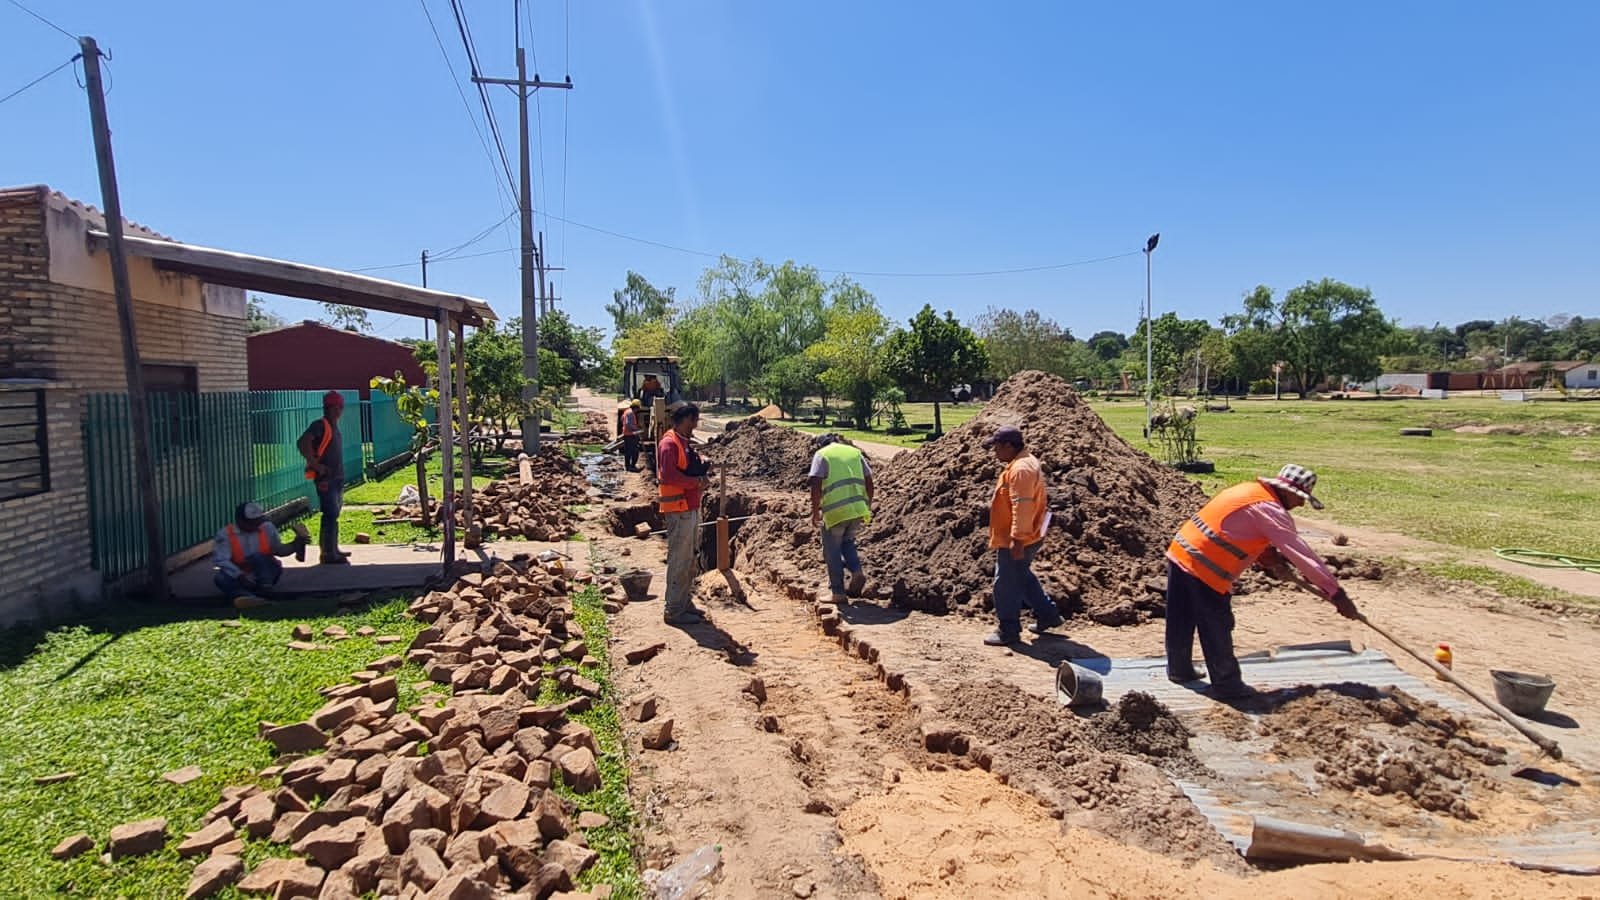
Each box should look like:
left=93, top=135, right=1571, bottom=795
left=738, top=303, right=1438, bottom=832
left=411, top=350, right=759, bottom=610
left=571, top=388, right=1600, bottom=896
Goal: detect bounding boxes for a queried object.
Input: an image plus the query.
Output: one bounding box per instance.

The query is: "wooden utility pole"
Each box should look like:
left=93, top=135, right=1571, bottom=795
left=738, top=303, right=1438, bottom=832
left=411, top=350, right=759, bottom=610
left=81, top=36, right=168, bottom=601
left=473, top=48, right=570, bottom=454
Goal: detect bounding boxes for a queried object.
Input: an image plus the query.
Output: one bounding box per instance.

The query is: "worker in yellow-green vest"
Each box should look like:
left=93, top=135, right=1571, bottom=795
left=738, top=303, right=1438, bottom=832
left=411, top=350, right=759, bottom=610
left=807, top=434, right=874, bottom=604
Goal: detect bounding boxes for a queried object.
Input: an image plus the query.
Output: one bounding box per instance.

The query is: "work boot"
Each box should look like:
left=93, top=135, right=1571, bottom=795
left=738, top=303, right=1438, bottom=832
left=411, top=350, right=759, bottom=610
left=983, top=628, right=1020, bottom=647
left=1167, top=666, right=1206, bottom=684
left=664, top=609, right=706, bottom=626
left=320, top=555, right=351, bottom=566
left=829, top=592, right=849, bottom=606
left=233, top=594, right=269, bottom=610
left=1208, top=682, right=1254, bottom=700
left=847, top=570, right=867, bottom=597
left=1030, top=613, right=1064, bottom=635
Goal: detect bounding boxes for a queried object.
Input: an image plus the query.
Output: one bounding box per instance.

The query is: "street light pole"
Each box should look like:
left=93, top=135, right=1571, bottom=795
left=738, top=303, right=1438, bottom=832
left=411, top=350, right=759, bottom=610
left=1143, top=233, right=1160, bottom=439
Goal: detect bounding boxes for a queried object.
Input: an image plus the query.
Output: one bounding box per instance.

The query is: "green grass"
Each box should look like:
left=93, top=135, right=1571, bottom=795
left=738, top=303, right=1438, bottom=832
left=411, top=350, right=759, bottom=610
left=342, top=455, right=504, bottom=505
left=1419, top=561, right=1597, bottom=607
left=774, top=401, right=988, bottom=448
left=298, top=507, right=441, bottom=546
left=1090, top=397, right=1600, bottom=560
left=0, top=596, right=428, bottom=899
left=553, top=587, right=642, bottom=899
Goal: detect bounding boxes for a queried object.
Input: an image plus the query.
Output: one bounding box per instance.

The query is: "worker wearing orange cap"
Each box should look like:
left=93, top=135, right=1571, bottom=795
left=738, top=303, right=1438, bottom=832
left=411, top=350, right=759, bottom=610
left=297, top=391, right=351, bottom=565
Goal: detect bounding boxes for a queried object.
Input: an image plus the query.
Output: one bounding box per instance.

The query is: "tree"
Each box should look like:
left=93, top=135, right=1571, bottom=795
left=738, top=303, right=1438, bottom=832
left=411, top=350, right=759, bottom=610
left=1087, top=330, right=1128, bottom=361
left=612, top=319, right=679, bottom=360
left=320, top=302, right=371, bottom=332
left=247, top=296, right=286, bottom=333
left=605, top=271, right=674, bottom=339
left=760, top=354, right=822, bottom=419
left=1229, top=279, right=1395, bottom=398
left=540, top=310, right=609, bottom=388
left=808, top=304, right=890, bottom=429
left=975, top=307, right=1072, bottom=380
left=370, top=372, right=439, bottom=524
left=1129, top=312, right=1210, bottom=395
left=881, top=304, right=988, bottom=436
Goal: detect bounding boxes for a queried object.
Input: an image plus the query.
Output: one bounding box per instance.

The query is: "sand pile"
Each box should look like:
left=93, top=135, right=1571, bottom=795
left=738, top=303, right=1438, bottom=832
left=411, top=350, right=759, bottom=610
left=702, top=417, right=818, bottom=488
left=1258, top=683, right=1508, bottom=820
left=937, top=680, right=1240, bottom=870
left=864, top=371, right=1205, bottom=622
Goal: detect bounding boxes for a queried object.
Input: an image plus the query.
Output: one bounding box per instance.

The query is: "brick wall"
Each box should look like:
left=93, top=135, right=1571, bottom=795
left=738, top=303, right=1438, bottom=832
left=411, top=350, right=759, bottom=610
left=0, top=186, right=248, bottom=624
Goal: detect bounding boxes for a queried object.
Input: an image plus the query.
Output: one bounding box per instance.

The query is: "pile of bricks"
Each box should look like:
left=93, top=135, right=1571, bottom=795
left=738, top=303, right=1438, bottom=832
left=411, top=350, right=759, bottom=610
left=167, top=561, right=617, bottom=899
left=460, top=480, right=584, bottom=543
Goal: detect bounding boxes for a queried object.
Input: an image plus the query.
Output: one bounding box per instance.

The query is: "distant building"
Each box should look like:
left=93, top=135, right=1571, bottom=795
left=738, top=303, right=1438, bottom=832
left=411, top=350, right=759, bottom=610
left=247, top=321, right=426, bottom=398
left=0, top=185, right=249, bottom=622
left=1566, top=363, right=1600, bottom=391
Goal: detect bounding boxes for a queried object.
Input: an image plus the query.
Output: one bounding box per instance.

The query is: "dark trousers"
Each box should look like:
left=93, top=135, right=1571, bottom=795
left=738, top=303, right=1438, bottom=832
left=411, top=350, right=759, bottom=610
left=318, top=479, right=344, bottom=560
left=992, top=542, right=1060, bottom=639
left=622, top=435, right=641, bottom=470
left=1164, top=560, right=1243, bottom=689
left=214, top=553, right=283, bottom=599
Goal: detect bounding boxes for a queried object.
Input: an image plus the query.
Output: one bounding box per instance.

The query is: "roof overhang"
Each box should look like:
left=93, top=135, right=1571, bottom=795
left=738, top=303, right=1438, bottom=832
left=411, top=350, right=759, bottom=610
left=87, top=231, right=496, bottom=326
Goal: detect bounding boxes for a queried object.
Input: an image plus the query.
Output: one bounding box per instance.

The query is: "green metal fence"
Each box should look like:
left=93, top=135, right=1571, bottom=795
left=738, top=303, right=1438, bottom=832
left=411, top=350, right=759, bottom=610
left=86, top=389, right=370, bottom=582
left=367, top=392, right=414, bottom=466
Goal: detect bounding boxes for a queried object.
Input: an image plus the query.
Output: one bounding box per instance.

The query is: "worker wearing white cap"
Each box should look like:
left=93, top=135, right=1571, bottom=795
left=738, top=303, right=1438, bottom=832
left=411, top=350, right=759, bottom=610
left=212, top=501, right=308, bottom=609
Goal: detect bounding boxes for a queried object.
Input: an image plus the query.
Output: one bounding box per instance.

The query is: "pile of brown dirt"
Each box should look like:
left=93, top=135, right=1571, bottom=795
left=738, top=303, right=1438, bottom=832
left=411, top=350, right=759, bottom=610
left=560, top=410, right=612, bottom=444
left=865, top=371, right=1206, bottom=622
left=1257, top=683, right=1508, bottom=820
left=702, top=417, right=818, bottom=488
left=936, top=680, right=1240, bottom=870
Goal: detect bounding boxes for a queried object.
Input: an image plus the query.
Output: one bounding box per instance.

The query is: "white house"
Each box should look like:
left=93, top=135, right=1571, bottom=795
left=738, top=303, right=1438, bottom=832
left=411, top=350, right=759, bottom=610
left=1566, top=363, right=1600, bottom=390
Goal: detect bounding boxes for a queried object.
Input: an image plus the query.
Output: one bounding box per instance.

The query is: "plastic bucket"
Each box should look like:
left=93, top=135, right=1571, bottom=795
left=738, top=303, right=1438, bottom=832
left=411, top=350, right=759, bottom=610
left=620, top=570, right=654, bottom=603
left=1056, top=662, right=1104, bottom=708
left=1491, top=669, right=1555, bottom=717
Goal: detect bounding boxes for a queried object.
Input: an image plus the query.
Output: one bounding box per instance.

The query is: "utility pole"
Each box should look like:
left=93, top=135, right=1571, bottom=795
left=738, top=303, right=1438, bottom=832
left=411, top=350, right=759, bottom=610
left=421, top=250, right=430, bottom=341
left=473, top=52, right=570, bottom=454
left=80, top=36, right=168, bottom=602
left=1142, top=233, right=1160, bottom=439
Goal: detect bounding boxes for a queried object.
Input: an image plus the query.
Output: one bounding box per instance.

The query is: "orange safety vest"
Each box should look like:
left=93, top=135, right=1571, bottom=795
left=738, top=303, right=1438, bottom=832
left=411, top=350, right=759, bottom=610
left=657, top=429, right=691, bottom=514
left=304, top=418, right=334, bottom=480
left=622, top=410, right=638, bottom=437
left=1167, top=480, right=1276, bottom=594
left=226, top=524, right=271, bottom=569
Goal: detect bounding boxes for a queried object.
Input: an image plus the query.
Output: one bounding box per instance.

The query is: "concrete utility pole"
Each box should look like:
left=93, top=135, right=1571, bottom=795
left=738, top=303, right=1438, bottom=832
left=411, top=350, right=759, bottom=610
left=81, top=36, right=168, bottom=602
left=1143, top=232, right=1160, bottom=439
left=473, top=53, right=570, bottom=453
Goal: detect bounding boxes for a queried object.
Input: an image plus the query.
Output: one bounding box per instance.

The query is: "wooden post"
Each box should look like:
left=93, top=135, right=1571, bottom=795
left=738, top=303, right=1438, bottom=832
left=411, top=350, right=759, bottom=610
left=437, top=310, right=456, bottom=566
left=80, top=37, right=168, bottom=601
left=716, top=466, right=730, bottom=571
left=454, top=319, right=473, bottom=535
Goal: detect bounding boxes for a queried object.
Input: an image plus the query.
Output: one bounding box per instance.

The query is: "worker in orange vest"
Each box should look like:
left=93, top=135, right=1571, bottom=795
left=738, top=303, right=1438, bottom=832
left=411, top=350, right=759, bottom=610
left=621, top=399, right=643, bottom=472
left=297, top=391, right=350, bottom=565
left=1166, top=464, right=1361, bottom=698
left=657, top=403, right=712, bottom=625
left=212, top=501, right=307, bottom=609
left=983, top=425, right=1063, bottom=646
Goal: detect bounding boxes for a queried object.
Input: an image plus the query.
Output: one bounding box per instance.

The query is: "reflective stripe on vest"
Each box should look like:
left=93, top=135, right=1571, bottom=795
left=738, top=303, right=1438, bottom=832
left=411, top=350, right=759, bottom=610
left=1166, top=480, right=1276, bottom=594
left=226, top=524, right=271, bottom=569
left=304, top=418, right=335, bottom=480
left=657, top=430, right=690, bottom=513
left=818, top=443, right=871, bottom=529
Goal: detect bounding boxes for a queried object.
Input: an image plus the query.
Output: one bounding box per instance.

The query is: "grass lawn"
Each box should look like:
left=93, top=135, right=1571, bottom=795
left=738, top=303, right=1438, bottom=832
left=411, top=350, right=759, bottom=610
left=342, top=454, right=506, bottom=505
left=297, top=507, right=441, bottom=546
left=1091, top=397, right=1600, bottom=560
left=775, top=401, right=988, bottom=448
left=0, top=596, right=429, bottom=899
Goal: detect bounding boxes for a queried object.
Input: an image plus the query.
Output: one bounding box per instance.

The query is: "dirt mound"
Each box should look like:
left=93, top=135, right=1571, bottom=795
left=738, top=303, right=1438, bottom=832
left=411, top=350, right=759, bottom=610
left=1085, top=692, right=1203, bottom=775
left=936, top=680, right=1240, bottom=870
left=702, top=417, right=818, bottom=488
left=865, top=371, right=1206, bottom=622
left=1257, top=683, right=1508, bottom=820
left=561, top=409, right=612, bottom=444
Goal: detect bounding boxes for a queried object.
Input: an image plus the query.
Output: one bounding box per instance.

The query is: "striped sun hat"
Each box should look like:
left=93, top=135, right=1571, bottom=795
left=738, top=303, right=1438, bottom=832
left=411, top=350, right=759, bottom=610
left=1260, top=464, right=1324, bottom=509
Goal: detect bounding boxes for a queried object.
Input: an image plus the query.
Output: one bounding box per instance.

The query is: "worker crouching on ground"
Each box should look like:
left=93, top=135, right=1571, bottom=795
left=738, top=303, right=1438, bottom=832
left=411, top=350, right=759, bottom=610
left=983, top=425, right=1064, bottom=646
left=621, top=399, right=643, bottom=472
left=808, top=433, right=873, bottom=604
left=297, top=390, right=350, bottom=565
left=213, top=502, right=307, bottom=609
left=658, top=403, right=712, bottom=626
left=1165, top=464, right=1361, bottom=698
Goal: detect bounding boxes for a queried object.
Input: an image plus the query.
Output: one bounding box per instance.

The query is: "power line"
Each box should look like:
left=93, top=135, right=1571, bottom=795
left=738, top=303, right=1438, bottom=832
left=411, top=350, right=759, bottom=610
left=0, top=54, right=77, bottom=106
left=349, top=244, right=512, bottom=274
left=4, top=0, right=76, bottom=41
left=435, top=209, right=517, bottom=260
left=418, top=0, right=517, bottom=210
left=449, top=0, right=518, bottom=196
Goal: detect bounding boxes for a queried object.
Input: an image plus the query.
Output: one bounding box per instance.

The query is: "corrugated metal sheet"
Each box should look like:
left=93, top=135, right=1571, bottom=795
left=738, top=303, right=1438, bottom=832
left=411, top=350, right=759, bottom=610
left=1070, top=645, right=1600, bottom=874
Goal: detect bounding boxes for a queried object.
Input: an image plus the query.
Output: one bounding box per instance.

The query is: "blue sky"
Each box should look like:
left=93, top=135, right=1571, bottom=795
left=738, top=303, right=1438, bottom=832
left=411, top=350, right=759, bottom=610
left=3, top=1, right=1596, bottom=345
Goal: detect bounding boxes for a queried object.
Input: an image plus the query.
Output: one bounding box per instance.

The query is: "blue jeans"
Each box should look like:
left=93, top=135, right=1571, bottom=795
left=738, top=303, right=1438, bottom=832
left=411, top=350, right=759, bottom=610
left=214, top=553, right=283, bottom=599
left=992, top=542, right=1059, bottom=638
left=663, top=508, right=701, bottom=617
left=317, top=479, right=344, bottom=559
left=821, top=518, right=864, bottom=595
left=1163, top=560, right=1243, bottom=690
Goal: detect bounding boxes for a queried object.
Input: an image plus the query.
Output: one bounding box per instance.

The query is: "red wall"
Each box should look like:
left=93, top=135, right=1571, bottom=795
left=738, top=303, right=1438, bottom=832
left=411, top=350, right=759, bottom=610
left=247, top=322, right=425, bottom=398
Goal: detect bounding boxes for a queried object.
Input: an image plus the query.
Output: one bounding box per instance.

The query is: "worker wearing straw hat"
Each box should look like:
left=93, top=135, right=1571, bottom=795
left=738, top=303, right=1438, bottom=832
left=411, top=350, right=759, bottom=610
left=1165, top=464, right=1361, bottom=698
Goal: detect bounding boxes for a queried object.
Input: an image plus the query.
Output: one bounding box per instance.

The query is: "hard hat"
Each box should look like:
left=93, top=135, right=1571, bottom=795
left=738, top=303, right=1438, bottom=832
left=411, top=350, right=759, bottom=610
left=630, top=399, right=643, bottom=409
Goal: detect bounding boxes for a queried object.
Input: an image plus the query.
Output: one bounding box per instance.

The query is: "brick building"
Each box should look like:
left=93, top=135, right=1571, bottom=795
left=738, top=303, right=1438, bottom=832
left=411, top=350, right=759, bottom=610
left=0, top=185, right=249, bottom=623
left=248, top=320, right=426, bottom=398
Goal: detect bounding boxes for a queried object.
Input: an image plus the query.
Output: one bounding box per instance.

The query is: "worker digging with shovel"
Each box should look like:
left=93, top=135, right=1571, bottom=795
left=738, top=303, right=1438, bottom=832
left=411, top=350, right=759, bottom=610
left=1165, top=464, right=1361, bottom=699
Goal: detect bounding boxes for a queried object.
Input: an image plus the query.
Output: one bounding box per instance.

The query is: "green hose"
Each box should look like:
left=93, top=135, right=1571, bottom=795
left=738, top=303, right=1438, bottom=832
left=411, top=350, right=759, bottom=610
left=1492, top=547, right=1600, bottom=575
